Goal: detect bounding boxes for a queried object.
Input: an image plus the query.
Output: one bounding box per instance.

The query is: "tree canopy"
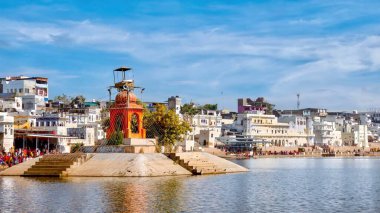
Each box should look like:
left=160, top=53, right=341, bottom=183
left=180, top=103, right=218, bottom=116
left=71, top=95, right=86, bottom=107
left=180, top=103, right=200, bottom=116
left=201, top=104, right=218, bottom=110
left=144, top=104, right=191, bottom=151
left=53, top=94, right=71, bottom=104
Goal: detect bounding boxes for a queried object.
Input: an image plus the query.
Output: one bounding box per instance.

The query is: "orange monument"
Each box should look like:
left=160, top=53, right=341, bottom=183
left=106, top=66, right=155, bottom=153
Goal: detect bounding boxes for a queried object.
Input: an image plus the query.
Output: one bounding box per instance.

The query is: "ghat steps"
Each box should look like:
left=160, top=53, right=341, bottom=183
left=22, top=153, right=91, bottom=177
left=1, top=152, right=247, bottom=177
left=168, top=152, right=227, bottom=175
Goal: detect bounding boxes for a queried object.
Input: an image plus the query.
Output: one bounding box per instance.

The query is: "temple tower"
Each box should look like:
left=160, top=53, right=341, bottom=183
left=107, top=66, right=146, bottom=139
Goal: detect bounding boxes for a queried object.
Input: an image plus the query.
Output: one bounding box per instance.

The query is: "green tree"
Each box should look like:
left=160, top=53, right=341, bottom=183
left=144, top=104, right=191, bottom=151
left=71, top=95, right=86, bottom=107
left=180, top=103, right=200, bottom=116
left=107, top=130, right=123, bottom=145
left=70, top=143, right=83, bottom=153
left=201, top=104, right=218, bottom=110
left=54, top=94, right=71, bottom=104
left=101, top=117, right=110, bottom=132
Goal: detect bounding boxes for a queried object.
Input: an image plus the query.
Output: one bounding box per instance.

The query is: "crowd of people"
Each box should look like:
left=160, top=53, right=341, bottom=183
left=0, top=148, right=46, bottom=168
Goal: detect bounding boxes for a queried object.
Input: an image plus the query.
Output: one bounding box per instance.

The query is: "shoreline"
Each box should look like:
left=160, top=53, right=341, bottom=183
left=220, top=153, right=380, bottom=159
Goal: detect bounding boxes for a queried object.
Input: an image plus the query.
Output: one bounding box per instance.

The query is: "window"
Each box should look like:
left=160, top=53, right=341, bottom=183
left=115, top=114, right=124, bottom=131
left=25, top=88, right=30, bottom=93
left=19, top=88, right=23, bottom=93
left=5, top=128, right=7, bottom=134
left=131, top=113, right=139, bottom=133
left=10, top=129, right=13, bottom=135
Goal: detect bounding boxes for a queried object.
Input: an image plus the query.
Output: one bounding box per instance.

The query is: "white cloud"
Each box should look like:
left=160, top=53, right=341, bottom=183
left=1, top=18, right=380, bottom=111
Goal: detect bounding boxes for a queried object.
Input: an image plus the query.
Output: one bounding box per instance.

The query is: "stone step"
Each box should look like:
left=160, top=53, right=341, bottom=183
left=28, top=167, right=67, bottom=171
left=23, top=171, right=62, bottom=176
left=35, top=162, right=73, bottom=166
left=25, top=170, right=66, bottom=174
left=167, top=153, right=225, bottom=175
left=186, top=159, right=211, bottom=162
left=198, top=168, right=226, bottom=174
left=31, top=165, right=71, bottom=169
left=37, top=160, right=73, bottom=162
left=189, top=165, right=216, bottom=170
left=22, top=154, right=90, bottom=177
left=187, top=162, right=215, bottom=167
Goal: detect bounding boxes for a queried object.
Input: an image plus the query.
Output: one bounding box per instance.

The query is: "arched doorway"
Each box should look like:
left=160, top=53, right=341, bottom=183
left=115, top=113, right=124, bottom=132
left=131, top=113, right=139, bottom=134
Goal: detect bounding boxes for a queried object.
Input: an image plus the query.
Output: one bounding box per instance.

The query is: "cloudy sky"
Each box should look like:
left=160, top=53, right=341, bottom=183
left=1, top=0, right=380, bottom=111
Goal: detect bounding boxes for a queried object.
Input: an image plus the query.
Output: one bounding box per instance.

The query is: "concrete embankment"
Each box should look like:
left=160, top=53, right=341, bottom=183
left=172, top=152, right=248, bottom=174
left=0, top=152, right=247, bottom=177
left=0, top=157, right=41, bottom=176
left=67, top=153, right=192, bottom=177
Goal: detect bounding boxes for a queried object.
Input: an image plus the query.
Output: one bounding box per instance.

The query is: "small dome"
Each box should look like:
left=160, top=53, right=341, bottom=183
left=115, top=91, right=137, bottom=105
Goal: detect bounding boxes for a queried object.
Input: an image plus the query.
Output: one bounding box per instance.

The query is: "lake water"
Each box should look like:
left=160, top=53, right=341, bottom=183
left=1, top=157, right=380, bottom=212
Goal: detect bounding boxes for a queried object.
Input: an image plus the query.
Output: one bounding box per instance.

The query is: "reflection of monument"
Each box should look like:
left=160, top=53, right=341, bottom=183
left=106, top=66, right=156, bottom=153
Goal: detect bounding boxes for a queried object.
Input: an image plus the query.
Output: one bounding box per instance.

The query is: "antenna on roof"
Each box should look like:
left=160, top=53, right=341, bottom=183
left=297, top=93, right=300, bottom=110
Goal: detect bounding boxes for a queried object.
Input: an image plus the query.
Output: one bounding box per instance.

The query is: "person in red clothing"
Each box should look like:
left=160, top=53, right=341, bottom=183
left=4, top=153, right=11, bottom=167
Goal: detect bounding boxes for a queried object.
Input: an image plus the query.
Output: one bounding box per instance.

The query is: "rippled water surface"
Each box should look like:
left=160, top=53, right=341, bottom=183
left=1, top=157, right=380, bottom=212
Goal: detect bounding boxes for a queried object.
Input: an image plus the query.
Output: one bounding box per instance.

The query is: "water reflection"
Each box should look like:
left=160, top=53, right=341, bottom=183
left=152, top=178, right=183, bottom=212
left=1, top=158, right=380, bottom=212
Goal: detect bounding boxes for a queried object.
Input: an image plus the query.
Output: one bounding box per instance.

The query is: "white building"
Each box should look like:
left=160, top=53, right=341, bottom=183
left=353, top=125, right=369, bottom=147
left=278, top=114, right=315, bottom=145
left=198, top=129, right=219, bottom=147
left=65, top=108, right=105, bottom=141
left=67, top=126, right=96, bottom=146
left=0, top=76, right=49, bottom=113
left=0, top=112, right=14, bottom=152
left=0, top=96, right=22, bottom=112
left=22, top=95, right=46, bottom=111
left=342, top=125, right=369, bottom=147
left=230, top=111, right=314, bottom=147
left=0, top=76, right=48, bottom=101
left=188, top=109, right=222, bottom=144
left=313, top=119, right=342, bottom=146
left=168, top=96, right=181, bottom=115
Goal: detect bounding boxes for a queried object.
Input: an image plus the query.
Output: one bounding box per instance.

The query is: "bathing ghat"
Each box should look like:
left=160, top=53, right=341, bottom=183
left=0, top=152, right=248, bottom=177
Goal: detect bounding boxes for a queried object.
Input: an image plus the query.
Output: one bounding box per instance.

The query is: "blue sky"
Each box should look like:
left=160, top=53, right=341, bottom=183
left=1, top=0, right=380, bottom=111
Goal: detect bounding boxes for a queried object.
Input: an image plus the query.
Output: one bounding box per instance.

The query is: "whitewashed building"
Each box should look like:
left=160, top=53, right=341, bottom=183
left=198, top=129, right=219, bottom=147
left=0, top=76, right=48, bottom=101
left=168, top=96, right=181, bottom=115
left=230, top=111, right=314, bottom=147
left=188, top=110, right=222, bottom=144
left=0, top=112, right=14, bottom=152
left=313, top=120, right=342, bottom=146
left=342, top=125, right=369, bottom=147
left=0, top=96, right=22, bottom=112
left=67, top=126, right=96, bottom=146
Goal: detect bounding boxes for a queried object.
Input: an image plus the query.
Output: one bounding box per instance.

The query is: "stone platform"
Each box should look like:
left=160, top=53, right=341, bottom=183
left=0, top=152, right=248, bottom=177
left=80, top=144, right=156, bottom=154
left=81, top=138, right=157, bottom=153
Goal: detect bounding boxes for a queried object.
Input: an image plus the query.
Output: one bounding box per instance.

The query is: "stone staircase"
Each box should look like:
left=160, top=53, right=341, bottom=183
left=168, top=152, right=226, bottom=175
left=22, top=153, right=91, bottom=177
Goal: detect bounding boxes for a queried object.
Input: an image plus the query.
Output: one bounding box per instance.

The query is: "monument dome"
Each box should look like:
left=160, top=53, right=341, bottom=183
left=115, top=90, right=137, bottom=105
